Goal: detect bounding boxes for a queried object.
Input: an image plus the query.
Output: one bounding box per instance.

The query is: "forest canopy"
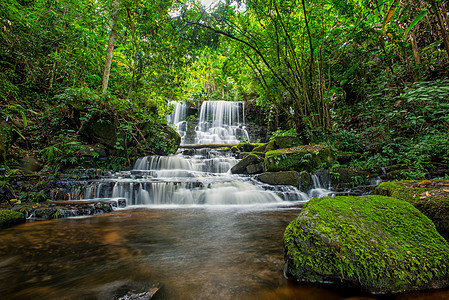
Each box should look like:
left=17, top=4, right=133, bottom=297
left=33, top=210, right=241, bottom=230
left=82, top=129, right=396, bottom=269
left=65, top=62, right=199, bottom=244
left=1, top=0, right=448, bottom=176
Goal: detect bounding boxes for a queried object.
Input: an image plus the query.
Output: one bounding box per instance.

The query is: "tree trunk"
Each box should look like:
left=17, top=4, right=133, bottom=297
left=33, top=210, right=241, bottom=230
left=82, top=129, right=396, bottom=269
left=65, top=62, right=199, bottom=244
left=409, top=31, right=421, bottom=65
left=101, top=0, right=120, bottom=93
left=431, top=0, right=449, bottom=60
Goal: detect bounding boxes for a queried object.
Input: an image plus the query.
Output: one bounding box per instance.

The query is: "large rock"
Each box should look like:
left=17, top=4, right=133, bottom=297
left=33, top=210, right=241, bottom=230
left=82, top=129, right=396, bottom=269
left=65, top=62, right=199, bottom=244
left=271, top=136, right=303, bottom=149
left=79, top=111, right=180, bottom=156
left=374, top=180, right=449, bottom=238
left=230, top=154, right=263, bottom=174
left=284, top=195, right=449, bottom=294
left=0, top=209, right=26, bottom=229
left=140, top=122, right=181, bottom=156
left=264, top=144, right=335, bottom=172
left=257, top=171, right=298, bottom=186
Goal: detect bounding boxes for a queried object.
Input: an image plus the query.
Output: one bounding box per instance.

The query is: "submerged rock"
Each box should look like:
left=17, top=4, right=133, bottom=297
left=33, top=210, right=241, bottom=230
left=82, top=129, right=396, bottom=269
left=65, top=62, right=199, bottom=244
left=284, top=195, right=449, bottom=294
left=374, top=180, right=449, bottom=238
left=98, top=281, right=165, bottom=300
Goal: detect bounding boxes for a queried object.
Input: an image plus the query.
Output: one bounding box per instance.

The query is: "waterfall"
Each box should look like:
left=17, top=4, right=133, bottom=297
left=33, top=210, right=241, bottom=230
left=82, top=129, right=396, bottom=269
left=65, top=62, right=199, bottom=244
left=195, top=101, right=249, bottom=144
left=81, top=147, right=319, bottom=206
left=79, top=101, right=335, bottom=206
left=166, top=101, right=188, bottom=144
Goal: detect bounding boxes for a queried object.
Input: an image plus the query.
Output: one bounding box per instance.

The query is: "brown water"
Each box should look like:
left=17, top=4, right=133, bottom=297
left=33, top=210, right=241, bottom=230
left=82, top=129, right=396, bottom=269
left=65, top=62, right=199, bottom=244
left=1, top=206, right=449, bottom=300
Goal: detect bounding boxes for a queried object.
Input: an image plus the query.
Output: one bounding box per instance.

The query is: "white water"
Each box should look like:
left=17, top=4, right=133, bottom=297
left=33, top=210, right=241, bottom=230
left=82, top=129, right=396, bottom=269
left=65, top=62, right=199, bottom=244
left=82, top=101, right=331, bottom=206
left=83, top=148, right=332, bottom=206
left=166, top=101, right=188, bottom=144
left=195, top=101, right=249, bottom=144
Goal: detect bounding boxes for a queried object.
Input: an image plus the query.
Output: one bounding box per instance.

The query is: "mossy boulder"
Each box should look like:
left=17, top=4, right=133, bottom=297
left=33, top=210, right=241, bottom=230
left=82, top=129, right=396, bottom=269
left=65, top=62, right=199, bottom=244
left=0, top=209, right=26, bottom=229
left=330, top=168, right=372, bottom=191
left=284, top=195, right=449, bottom=294
left=231, top=143, right=264, bottom=153
left=79, top=112, right=180, bottom=156
left=140, top=122, right=181, bottom=155
left=230, top=154, right=264, bottom=174
left=264, top=144, right=335, bottom=172
left=374, top=180, right=449, bottom=238
left=271, top=136, right=303, bottom=149
left=257, top=171, right=298, bottom=186
left=252, top=143, right=267, bottom=153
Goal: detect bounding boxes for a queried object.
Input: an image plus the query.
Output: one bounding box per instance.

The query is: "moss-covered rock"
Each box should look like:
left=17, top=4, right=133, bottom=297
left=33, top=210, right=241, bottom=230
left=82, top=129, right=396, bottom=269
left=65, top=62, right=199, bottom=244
left=330, top=168, right=372, bottom=191
left=264, top=144, right=335, bottom=172
left=230, top=154, right=264, bottom=174
left=252, top=143, right=267, bottom=153
left=272, top=136, right=303, bottom=149
left=257, top=171, right=298, bottom=186
left=140, top=122, right=181, bottom=155
left=284, top=195, right=449, bottom=294
left=374, top=180, right=449, bottom=237
left=0, top=209, right=26, bottom=229
left=299, top=171, right=311, bottom=191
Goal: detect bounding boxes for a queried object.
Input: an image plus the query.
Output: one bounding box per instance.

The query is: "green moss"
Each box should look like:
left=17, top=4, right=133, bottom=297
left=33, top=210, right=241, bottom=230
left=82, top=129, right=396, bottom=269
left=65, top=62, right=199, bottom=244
left=374, top=181, right=449, bottom=237
left=252, top=143, right=267, bottom=153
left=284, top=195, right=449, bottom=294
left=264, top=144, right=334, bottom=172
left=0, top=209, right=26, bottom=229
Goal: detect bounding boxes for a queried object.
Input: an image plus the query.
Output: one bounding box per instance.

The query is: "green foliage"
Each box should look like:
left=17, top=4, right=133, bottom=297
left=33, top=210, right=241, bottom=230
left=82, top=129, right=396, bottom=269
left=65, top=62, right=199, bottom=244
left=269, top=128, right=297, bottom=141
left=40, top=130, right=83, bottom=171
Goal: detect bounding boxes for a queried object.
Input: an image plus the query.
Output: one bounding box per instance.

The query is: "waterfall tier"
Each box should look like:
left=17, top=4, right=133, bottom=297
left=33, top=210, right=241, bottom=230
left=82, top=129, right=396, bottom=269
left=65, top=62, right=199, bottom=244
left=166, top=100, right=249, bottom=145
left=82, top=148, right=331, bottom=206
left=195, top=100, right=249, bottom=144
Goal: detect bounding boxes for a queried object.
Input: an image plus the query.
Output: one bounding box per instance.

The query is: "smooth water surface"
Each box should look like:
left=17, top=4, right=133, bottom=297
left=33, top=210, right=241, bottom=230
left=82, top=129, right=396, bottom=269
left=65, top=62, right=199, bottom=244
left=1, top=206, right=449, bottom=300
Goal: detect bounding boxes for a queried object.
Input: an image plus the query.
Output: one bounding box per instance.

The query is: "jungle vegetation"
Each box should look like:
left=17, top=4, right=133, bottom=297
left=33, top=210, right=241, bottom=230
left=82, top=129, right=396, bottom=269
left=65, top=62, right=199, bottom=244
left=1, top=0, right=448, bottom=178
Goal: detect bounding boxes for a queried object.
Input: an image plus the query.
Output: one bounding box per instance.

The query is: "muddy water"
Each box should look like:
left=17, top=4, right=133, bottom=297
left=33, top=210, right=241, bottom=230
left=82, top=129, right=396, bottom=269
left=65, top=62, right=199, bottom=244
left=1, top=206, right=448, bottom=300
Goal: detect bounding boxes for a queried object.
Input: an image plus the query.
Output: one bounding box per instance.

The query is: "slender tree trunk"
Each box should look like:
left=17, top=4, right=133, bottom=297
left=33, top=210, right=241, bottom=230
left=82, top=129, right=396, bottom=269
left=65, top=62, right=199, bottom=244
left=301, top=0, right=314, bottom=73
left=102, top=0, right=120, bottom=93
left=431, top=0, right=449, bottom=60
left=126, top=7, right=139, bottom=99
left=409, top=31, right=422, bottom=65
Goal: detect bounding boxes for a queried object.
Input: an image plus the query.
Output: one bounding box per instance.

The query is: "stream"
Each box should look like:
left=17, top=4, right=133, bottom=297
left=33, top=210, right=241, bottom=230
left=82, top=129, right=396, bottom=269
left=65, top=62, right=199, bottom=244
left=2, top=101, right=449, bottom=299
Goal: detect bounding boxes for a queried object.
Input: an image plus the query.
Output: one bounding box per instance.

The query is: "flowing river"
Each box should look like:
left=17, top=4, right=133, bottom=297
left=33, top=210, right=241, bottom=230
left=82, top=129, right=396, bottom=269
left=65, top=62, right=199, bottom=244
left=1, top=206, right=449, bottom=299
left=1, top=101, right=448, bottom=299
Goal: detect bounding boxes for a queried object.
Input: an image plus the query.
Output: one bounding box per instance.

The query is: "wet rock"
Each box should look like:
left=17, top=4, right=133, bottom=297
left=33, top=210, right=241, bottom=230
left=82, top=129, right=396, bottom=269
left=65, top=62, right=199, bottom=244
left=330, top=168, right=373, bottom=191
left=11, top=199, right=123, bottom=220
left=246, top=162, right=263, bottom=174
left=374, top=180, right=449, bottom=238
left=98, top=281, right=166, bottom=300
left=284, top=195, right=449, bottom=294
left=257, top=171, right=298, bottom=186
left=264, top=144, right=335, bottom=173
left=230, top=154, right=264, bottom=174
left=19, top=157, right=43, bottom=173
left=0, top=209, right=26, bottom=229
left=299, top=171, right=311, bottom=191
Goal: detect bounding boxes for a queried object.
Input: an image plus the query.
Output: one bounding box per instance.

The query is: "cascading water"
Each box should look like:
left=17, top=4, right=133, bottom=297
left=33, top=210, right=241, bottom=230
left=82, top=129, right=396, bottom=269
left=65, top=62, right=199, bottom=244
left=195, top=100, right=249, bottom=144
left=83, top=148, right=310, bottom=206
left=82, top=100, right=331, bottom=206
left=166, top=101, right=188, bottom=144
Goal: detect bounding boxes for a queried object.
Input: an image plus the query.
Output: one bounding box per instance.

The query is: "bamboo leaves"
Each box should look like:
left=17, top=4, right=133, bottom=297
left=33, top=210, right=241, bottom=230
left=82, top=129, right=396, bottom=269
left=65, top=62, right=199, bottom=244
left=381, top=0, right=398, bottom=35
left=405, top=9, right=428, bottom=36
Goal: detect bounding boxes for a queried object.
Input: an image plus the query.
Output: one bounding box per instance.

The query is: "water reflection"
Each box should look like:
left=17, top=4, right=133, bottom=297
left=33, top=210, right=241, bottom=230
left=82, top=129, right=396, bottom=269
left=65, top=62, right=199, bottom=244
left=0, top=207, right=448, bottom=299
